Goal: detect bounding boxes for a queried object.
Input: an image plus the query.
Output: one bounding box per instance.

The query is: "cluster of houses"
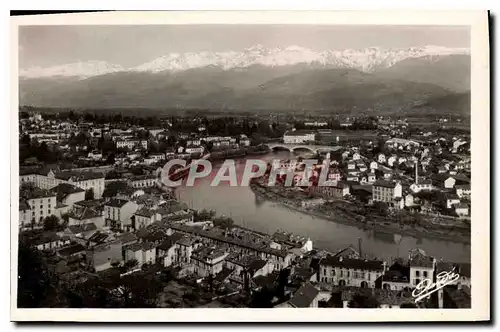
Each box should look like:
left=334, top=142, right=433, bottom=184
left=269, top=131, right=471, bottom=217
left=276, top=247, right=470, bottom=309
left=21, top=112, right=253, bottom=171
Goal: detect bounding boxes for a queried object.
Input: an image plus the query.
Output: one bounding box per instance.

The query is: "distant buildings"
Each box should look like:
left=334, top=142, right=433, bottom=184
left=283, top=130, right=316, bottom=144
left=116, top=139, right=148, bottom=150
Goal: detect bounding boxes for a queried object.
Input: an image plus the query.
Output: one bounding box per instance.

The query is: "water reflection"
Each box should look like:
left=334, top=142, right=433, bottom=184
left=175, top=151, right=471, bottom=263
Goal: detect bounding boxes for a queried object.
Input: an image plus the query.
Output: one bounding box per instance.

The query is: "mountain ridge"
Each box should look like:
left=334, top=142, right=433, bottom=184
left=19, top=45, right=470, bottom=79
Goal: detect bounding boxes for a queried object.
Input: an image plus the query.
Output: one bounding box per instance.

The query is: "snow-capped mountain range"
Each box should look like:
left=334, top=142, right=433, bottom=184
left=20, top=45, right=470, bottom=79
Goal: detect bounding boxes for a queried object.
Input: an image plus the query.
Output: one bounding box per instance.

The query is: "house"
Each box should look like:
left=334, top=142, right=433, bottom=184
left=410, top=178, right=433, bottom=193
left=310, top=182, right=350, bottom=199
left=67, top=206, right=105, bottom=229
left=124, top=242, right=157, bottom=267
left=327, top=168, right=342, bottom=182
left=409, top=249, right=435, bottom=287
left=372, top=180, right=402, bottom=205
left=352, top=152, right=361, bottom=161
left=455, top=203, right=469, bottom=217
left=87, top=231, right=112, bottom=246
left=239, top=137, right=251, bottom=147
left=283, top=130, right=316, bottom=144
left=347, top=162, right=356, bottom=170
left=387, top=155, right=397, bottom=167
left=225, top=254, right=273, bottom=288
left=271, top=231, right=313, bottom=254
left=56, top=243, right=86, bottom=260
left=88, top=150, right=103, bottom=160
left=53, top=171, right=105, bottom=199
left=50, top=183, right=85, bottom=209
left=369, top=161, right=378, bottom=170
left=455, top=184, right=471, bottom=198
left=282, top=282, right=321, bottom=308
left=134, top=208, right=162, bottom=229
left=175, top=236, right=198, bottom=265
left=377, top=261, right=411, bottom=291
left=185, top=145, right=204, bottom=154
left=116, top=139, right=148, bottom=150
left=191, top=246, right=229, bottom=278
left=21, top=188, right=57, bottom=226
left=367, top=172, right=377, bottom=184
left=156, top=233, right=183, bottom=267
left=346, top=174, right=359, bottom=182
left=87, top=239, right=123, bottom=272
left=64, top=223, right=98, bottom=241
left=444, top=176, right=457, bottom=189
left=128, top=175, right=157, bottom=189
left=377, top=153, right=386, bottom=164
left=405, top=193, right=418, bottom=207
left=357, top=163, right=367, bottom=172
left=444, top=193, right=461, bottom=209
left=32, top=232, right=71, bottom=252
left=104, top=198, right=139, bottom=230
left=318, top=255, right=386, bottom=288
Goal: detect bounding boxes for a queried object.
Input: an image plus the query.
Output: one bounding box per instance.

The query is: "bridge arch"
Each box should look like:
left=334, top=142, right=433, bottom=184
left=290, top=146, right=317, bottom=154
left=268, top=144, right=293, bottom=152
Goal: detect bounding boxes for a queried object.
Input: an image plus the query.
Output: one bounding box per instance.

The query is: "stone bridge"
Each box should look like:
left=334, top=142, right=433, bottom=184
left=265, top=143, right=343, bottom=154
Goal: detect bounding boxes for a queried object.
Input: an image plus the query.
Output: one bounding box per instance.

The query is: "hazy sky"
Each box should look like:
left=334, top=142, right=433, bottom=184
left=19, top=25, right=470, bottom=68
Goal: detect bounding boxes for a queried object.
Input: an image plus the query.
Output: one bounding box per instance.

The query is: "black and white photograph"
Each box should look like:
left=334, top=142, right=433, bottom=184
left=10, top=11, right=490, bottom=322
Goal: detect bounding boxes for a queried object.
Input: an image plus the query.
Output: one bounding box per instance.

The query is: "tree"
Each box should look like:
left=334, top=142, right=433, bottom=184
left=60, top=213, right=69, bottom=227
left=348, top=293, right=380, bottom=308
left=103, top=181, right=131, bottom=198
left=17, top=241, right=53, bottom=307
left=43, top=215, right=60, bottom=231
left=85, top=188, right=94, bottom=200
left=124, top=259, right=138, bottom=270
left=107, top=273, right=162, bottom=308
left=213, top=216, right=234, bottom=229
left=373, top=201, right=389, bottom=217
left=106, top=153, right=116, bottom=165
left=250, top=286, right=275, bottom=308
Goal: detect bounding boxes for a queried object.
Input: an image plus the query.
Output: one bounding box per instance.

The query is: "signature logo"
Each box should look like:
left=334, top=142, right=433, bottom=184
left=412, top=270, right=460, bottom=303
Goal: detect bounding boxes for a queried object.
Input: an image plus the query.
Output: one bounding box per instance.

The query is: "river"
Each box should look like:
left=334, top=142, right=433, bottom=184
left=172, top=151, right=470, bottom=263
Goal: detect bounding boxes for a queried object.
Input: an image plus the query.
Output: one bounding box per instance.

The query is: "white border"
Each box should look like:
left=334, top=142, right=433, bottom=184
left=9, top=11, right=490, bottom=322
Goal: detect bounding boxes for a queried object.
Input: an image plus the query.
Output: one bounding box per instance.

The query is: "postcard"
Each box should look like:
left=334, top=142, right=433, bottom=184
left=10, top=10, right=490, bottom=322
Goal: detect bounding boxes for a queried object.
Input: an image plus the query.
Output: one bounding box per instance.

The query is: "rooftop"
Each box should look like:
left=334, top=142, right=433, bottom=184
left=284, top=130, right=316, bottom=137
left=105, top=198, right=130, bottom=208
left=436, top=262, right=471, bottom=278
left=67, top=223, right=97, bottom=234
left=321, top=255, right=384, bottom=271
left=373, top=180, right=398, bottom=189
left=22, top=187, right=56, bottom=200
left=50, top=183, right=85, bottom=201
left=57, top=243, right=86, bottom=257
left=55, top=171, right=104, bottom=182
left=409, top=252, right=434, bottom=268
left=68, top=206, right=102, bottom=220
left=288, top=282, right=320, bottom=308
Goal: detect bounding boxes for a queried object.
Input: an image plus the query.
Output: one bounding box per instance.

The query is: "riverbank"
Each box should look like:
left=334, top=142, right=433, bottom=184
left=250, top=182, right=471, bottom=245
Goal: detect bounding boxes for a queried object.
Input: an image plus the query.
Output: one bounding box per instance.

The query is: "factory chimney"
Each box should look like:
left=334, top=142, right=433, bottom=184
left=415, top=160, right=419, bottom=185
